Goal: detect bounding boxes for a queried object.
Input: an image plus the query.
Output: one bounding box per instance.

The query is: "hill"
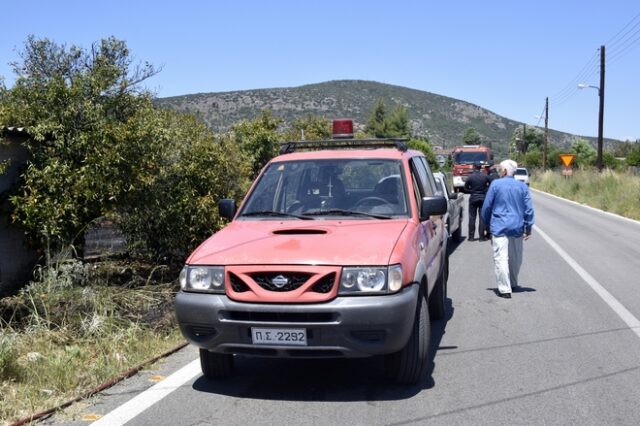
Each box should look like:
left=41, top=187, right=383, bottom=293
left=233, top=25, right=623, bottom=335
left=156, top=80, right=610, bottom=158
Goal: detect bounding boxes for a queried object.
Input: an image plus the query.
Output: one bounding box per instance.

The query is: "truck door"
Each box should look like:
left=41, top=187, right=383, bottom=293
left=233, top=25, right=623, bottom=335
left=409, top=157, right=445, bottom=293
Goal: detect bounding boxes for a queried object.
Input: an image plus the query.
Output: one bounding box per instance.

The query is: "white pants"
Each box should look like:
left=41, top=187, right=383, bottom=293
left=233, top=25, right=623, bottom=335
left=491, top=235, right=524, bottom=294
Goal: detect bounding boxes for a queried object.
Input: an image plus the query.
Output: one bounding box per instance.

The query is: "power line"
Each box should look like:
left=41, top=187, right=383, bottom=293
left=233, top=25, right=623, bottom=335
left=535, top=102, right=546, bottom=127
left=607, top=25, right=640, bottom=64
left=548, top=10, right=640, bottom=111
left=549, top=55, right=600, bottom=108
left=605, top=10, right=640, bottom=49
left=549, top=51, right=599, bottom=101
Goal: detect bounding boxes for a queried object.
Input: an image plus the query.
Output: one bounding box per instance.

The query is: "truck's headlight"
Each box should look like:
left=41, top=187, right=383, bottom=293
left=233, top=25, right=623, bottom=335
left=339, top=265, right=403, bottom=294
left=180, top=266, right=225, bottom=293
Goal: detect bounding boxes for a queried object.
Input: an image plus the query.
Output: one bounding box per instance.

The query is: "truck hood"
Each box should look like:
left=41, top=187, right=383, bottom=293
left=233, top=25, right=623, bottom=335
left=187, top=219, right=409, bottom=266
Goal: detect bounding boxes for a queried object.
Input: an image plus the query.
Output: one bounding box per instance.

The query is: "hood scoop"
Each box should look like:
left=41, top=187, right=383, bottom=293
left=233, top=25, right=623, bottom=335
left=273, top=229, right=327, bottom=235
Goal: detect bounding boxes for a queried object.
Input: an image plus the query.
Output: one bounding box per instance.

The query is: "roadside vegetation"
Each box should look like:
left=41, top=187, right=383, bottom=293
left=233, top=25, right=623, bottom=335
left=532, top=168, right=640, bottom=220
left=0, top=260, right=184, bottom=423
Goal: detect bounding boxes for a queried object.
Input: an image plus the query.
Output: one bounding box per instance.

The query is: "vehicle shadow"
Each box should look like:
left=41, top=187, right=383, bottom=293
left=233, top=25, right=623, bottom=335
left=447, top=235, right=465, bottom=254
left=191, top=299, right=455, bottom=402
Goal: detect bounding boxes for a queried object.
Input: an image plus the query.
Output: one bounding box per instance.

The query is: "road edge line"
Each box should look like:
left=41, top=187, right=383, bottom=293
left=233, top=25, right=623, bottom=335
left=91, top=358, right=201, bottom=426
left=535, top=224, right=640, bottom=339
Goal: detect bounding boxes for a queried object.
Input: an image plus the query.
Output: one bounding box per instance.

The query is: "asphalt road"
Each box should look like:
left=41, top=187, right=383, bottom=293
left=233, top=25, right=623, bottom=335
left=43, top=189, right=640, bottom=426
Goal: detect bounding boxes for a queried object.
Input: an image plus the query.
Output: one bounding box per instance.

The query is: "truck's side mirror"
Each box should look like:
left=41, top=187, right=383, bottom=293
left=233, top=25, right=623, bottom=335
left=218, top=199, right=236, bottom=220
left=420, top=196, right=448, bottom=221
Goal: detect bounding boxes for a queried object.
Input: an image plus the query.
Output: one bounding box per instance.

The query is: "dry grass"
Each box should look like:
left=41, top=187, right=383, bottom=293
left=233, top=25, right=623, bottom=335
left=0, top=259, right=184, bottom=425
left=532, top=169, right=640, bottom=221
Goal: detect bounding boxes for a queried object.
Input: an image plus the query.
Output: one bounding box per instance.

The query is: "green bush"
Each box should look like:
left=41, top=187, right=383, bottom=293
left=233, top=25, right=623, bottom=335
left=116, top=109, right=251, bottom=261
left=0, top=36, right=252, bottom=262
left=627, top=145, right=640, bottom=167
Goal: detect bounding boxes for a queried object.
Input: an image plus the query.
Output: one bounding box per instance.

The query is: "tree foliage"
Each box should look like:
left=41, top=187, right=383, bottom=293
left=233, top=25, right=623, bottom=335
left=2, top=37, right=159, bottom=248
left=626, top=144, right=640, bottom=167
left=283, top=115, right=331, bottom=141
left=116, top=109, right=250, bottom=260
left=408, top=138, right=438, bottom=170
left=387, top=105, right=411, bottom=138
left=366, top=98, right=388, bottom=138
left=571, top=139, right=597, bottom=168
left=462, top=128, right=481, bottom=145
left=0, top=36, right=250, bottom=261
left=365, top=98, right=411, bottom=138
left=510, top=125, right=544, bottom=155
left=233, top=110, right=283, bottom=177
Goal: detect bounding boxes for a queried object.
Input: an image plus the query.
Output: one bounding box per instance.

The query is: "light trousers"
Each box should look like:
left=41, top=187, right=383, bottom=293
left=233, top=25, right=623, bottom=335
left=491, top=235, right=523, bottom=294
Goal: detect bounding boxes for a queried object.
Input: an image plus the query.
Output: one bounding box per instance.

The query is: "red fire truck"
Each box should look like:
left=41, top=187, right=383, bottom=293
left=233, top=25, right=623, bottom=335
left=451, top=145, right=492, bottom=193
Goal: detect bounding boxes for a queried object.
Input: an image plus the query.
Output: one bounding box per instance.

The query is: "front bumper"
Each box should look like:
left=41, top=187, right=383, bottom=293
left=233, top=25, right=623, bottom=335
left=174, top=284, right=419, bottom=358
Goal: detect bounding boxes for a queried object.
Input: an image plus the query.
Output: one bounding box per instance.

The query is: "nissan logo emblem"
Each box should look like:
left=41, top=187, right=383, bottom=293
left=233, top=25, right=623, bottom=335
left=271, top=275, right=289, bottom=288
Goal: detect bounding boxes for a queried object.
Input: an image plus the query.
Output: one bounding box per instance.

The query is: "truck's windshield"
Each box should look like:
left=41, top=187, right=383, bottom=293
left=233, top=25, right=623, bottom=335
left=454, top=152, right=489, bottom=164
left=240, top=159, right=409, bottom=218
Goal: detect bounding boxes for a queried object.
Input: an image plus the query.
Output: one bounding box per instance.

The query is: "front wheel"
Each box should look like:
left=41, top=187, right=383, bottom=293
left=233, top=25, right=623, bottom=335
left=200, top=349, right=234, bottom=379
left=429, top=255, right=449, bottom=320
left=384, top=288, right=430, bottom=385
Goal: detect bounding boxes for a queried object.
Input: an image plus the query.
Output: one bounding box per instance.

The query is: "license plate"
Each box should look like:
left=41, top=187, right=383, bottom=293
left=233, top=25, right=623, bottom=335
left=251, top=328, right=307, bottom=346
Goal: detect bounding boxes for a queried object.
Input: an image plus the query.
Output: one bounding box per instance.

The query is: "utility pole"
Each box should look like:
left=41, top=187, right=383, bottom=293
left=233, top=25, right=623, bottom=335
left=543, top=97, right=549, bottom=170
left=597, top=45, right=605, bottom=172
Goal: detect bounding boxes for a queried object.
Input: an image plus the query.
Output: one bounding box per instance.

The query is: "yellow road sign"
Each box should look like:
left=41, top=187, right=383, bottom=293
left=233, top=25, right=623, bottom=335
left=559, top=154, right=576, bottom=167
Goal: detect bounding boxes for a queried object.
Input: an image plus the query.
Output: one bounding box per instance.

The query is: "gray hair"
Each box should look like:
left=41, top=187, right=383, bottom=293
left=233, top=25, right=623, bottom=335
left=500, top=159, right=518, bottom=176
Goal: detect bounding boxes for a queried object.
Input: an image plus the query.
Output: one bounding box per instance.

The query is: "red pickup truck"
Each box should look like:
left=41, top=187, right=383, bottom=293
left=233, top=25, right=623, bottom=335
left=175, top=120, right=449, bottom=384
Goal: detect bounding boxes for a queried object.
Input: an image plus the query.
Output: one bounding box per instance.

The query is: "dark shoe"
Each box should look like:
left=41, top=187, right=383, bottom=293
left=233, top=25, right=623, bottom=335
left=468, top=237, right=476, bottom=241
left=479, top=237, right=487, bottom=242
left=498, top=292, right=512, bottom=298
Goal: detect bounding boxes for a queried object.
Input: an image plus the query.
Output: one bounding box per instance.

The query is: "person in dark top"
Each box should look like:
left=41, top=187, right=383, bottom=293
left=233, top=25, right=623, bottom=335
left=487, top=162, right=500, bottom=185
left=464, top=162, right=490, bottom=241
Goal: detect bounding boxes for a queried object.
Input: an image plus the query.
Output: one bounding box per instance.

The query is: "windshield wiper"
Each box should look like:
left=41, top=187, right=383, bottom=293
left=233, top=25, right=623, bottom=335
left=240, top=210, right=315, bottom=220
left=302, top=208, right=392, bottom=220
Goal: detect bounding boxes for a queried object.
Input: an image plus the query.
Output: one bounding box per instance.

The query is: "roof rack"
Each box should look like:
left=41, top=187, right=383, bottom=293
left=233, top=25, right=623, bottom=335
left=279, top=138, right=408, bottom=154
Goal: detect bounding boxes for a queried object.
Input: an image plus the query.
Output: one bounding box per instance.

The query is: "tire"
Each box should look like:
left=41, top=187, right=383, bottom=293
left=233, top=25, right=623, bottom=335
left=384, top=288, right=430, bottom=385
left=429, top=254, right=449, bottom=320
left=199, top=349, right=234, bottom=379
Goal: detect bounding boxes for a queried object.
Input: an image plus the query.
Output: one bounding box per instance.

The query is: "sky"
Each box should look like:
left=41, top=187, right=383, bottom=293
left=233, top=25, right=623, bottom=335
left=2, top=0, right=639, bottom=142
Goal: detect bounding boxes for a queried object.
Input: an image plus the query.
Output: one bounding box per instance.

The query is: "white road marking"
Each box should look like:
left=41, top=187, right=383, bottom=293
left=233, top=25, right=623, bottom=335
left=535, top=225, right=640, bottom=339
left=91, top=358, right=201, bottom=426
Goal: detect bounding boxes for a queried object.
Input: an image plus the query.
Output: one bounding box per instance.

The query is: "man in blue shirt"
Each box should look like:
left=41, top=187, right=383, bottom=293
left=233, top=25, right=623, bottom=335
left=481, top=159, right=535, bottom=298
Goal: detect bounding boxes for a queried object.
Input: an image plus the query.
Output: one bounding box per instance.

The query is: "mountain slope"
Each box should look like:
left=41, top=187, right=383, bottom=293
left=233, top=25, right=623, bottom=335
left=156, top=80, right=600, bottom=157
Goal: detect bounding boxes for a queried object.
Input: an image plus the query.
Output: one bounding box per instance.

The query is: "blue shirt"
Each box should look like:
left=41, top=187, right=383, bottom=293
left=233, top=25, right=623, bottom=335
left=481, top=176, right=535, bottom=237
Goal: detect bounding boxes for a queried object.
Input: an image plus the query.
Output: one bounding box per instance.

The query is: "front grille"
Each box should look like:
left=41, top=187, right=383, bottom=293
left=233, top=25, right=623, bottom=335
left=251, top=272, right=311, bottom=292
left=230, top=273, right=250, bottom=292
left=312, top=273, right=335, bottom=293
